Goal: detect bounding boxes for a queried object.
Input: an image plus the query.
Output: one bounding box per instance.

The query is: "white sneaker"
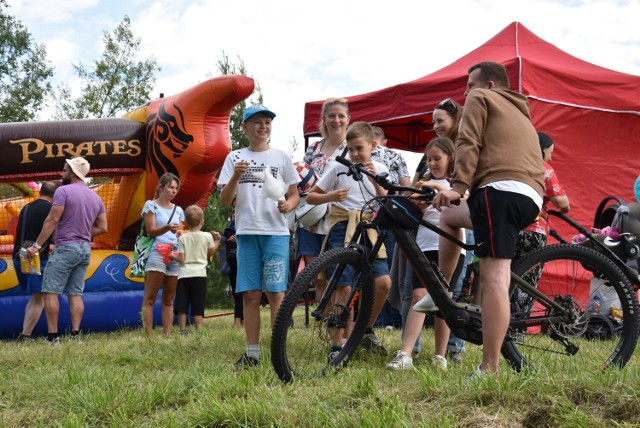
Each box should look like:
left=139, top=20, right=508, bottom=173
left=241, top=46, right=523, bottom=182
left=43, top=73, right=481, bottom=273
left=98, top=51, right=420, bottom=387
left=466, top=364, right=488, bottom=382
left=386, top=351, right=413, bottom=370
left=413, top=294, right=439, bottom=314
left=432, top=354, right=448, bottom=369
left=44, top=336, right=61, bottom=346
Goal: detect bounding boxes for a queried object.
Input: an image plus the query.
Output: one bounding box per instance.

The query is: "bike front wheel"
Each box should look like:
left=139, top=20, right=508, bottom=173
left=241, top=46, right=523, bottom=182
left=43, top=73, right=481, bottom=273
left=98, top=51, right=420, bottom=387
left=271, top=247, right=375, bottom=383
left=504, top=244, right=639, bottom=372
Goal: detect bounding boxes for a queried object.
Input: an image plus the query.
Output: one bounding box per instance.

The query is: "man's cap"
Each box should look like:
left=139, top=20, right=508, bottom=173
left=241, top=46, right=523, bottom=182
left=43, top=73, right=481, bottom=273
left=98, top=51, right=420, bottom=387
left=242, top=104, right=276, bottom=123
left=66, top=157, right=90, bottom=180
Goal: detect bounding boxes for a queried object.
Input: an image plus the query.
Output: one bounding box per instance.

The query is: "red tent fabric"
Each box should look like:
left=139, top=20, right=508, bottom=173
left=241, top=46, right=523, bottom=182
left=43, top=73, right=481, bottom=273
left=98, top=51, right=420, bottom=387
left=303, top=21, right=640, bottom=240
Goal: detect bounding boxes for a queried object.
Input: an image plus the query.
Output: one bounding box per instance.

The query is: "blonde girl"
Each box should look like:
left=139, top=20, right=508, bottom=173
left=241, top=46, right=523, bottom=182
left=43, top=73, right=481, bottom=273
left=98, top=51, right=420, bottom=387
left=386, top=137, right=465, bottom=370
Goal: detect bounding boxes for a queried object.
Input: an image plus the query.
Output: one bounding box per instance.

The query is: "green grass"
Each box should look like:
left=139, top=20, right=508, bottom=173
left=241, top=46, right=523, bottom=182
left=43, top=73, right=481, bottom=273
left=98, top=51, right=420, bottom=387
left=1, top=310, right=638, bottom=427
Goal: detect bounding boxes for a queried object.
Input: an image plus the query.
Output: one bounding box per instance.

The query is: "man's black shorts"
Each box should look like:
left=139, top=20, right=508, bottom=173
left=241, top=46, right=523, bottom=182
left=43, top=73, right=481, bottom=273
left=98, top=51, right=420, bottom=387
left=467, top=187, right=539, bottom=259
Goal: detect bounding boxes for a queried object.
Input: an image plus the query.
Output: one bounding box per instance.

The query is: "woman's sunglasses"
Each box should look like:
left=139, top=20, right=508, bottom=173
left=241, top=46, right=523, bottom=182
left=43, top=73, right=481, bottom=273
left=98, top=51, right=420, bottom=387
left=435, top=98, right=457, bottom=115
left=325, top=97, right=348, bottom=104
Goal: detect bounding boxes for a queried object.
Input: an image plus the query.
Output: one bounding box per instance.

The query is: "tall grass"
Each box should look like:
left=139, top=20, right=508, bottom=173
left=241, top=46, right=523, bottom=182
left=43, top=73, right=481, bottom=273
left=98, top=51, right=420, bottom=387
left=1, top=310, right=638, bottom=427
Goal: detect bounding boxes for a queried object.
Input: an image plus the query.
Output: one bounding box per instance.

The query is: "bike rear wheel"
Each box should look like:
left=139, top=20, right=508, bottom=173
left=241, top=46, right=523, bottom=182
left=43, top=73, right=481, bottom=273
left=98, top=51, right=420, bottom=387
left=505, top=244, right=639, bottom=372
left=271, top=248, right=375, bottom=383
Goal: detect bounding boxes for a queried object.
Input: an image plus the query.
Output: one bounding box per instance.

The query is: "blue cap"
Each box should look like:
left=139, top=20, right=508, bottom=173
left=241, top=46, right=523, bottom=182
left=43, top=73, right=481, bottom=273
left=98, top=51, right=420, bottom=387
left=242, top=104, right=276, bottom=123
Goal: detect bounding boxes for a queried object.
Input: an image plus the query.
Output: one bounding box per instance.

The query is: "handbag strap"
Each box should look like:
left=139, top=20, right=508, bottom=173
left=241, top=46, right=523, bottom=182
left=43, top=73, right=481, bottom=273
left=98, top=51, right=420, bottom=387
left=168, top=204, right=178, bottom=224
left=141, top=203, right=178, bottom=237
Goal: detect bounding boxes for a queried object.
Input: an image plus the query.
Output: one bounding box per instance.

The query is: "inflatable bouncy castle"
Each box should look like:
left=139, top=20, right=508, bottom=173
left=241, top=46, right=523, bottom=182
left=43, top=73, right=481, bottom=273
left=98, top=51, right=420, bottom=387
left=0, top=75, right=254, bottom=339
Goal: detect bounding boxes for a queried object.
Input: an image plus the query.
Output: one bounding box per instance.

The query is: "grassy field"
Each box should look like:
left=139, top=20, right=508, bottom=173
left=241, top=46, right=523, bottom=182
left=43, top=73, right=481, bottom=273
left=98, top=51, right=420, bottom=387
left=1, top=309, right=639, bottom=427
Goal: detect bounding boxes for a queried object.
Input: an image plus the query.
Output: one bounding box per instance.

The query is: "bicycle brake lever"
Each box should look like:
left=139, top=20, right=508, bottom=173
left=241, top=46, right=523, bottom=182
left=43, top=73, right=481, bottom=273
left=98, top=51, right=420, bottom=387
left=414, top=185, right=436, bottom=199
left=413, top=186, right=461, bottom=206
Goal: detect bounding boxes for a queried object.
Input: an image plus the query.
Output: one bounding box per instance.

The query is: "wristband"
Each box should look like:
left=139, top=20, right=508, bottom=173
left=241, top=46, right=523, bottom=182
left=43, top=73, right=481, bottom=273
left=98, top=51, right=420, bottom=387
left=33, top=242, right=42, bottom=250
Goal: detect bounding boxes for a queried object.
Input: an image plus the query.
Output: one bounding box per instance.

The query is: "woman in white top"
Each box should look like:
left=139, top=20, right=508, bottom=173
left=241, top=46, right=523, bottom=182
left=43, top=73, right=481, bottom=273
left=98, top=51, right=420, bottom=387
left=140, top=173, right=185, bottom=336
left=298, top=97, right=350, bottom=296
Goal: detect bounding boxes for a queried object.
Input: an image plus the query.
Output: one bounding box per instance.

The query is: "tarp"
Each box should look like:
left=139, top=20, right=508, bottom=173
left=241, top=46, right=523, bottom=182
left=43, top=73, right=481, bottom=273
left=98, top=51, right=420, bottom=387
left=303, top=21, right=640, bottom=240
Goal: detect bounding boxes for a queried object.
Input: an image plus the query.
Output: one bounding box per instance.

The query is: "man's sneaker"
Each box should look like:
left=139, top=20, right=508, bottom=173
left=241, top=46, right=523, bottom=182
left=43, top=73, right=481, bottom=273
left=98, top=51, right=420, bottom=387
left=180, top=329, right=188, bottom=336
left=68, top=335, right=84, bottom=344
left=432, top=354, right=448, bottom=369
left=235, top=353, right=259, bottom=369
left=361, top=332, right=388, bottom=356
left=413, top=294, right=439, bottom=314
left=18, top=334, right=36, bottom=343
left=386, top=351, right=413, bottom=370
left=44, top=336, right=61, bottom=345
left=446, top=350, right=462, bottom=364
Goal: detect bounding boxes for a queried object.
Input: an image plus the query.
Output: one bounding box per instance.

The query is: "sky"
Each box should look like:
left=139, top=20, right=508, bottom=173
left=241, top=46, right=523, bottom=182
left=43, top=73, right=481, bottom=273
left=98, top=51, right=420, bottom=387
left=5, top=0, right=640, bottom=172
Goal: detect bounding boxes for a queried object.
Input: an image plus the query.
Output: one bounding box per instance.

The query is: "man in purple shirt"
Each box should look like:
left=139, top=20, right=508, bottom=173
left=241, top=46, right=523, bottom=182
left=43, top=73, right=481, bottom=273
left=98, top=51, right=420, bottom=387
left=26, top=157, right=108, bottom=344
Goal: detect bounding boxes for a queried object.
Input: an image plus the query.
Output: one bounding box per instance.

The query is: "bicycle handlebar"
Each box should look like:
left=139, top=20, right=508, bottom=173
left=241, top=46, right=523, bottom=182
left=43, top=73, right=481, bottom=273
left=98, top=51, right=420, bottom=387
left=335, top=155, right=459, bottom=205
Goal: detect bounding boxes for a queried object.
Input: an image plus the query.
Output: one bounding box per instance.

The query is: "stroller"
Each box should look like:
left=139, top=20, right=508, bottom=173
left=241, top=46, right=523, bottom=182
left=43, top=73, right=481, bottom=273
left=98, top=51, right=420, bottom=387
left=548, top=196, right=640, bottom=339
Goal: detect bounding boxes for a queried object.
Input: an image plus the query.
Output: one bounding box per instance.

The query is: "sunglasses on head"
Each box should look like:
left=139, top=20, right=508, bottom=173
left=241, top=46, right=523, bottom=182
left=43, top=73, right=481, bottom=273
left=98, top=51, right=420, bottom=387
left=436, top=98, right=457, bottom=114
left=325, top=97, right=348, bottom=104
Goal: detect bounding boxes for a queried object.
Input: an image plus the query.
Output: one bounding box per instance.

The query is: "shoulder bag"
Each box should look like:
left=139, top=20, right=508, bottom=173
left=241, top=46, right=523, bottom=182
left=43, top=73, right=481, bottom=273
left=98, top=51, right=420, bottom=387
left=130, top=203, right=177, bottom=278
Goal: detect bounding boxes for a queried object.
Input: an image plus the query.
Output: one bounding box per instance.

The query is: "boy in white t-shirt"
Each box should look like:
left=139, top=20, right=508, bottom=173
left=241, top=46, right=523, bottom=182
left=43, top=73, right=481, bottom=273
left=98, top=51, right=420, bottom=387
left=306, top=121, right=392, bottom=360
left=218, top=105, right=300, bottom=368
left=169, top=205, right=220, bottom=333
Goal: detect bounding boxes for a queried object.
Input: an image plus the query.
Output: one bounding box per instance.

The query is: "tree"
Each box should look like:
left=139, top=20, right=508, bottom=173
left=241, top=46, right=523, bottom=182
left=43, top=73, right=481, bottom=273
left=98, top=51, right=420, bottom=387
left=54, top=16, right=159, bottom=119
left=203, top=52, right=264, bottom=307
left=289, top=136, right=300, bottom=158
left=0, top=0, right=53, bottom=122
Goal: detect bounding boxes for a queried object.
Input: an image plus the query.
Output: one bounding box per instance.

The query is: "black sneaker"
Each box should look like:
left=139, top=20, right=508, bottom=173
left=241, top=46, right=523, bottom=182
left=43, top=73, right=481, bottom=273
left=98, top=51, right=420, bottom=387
left=18, top=334, right=36, bottom=342
left=361, top=332, right=388, bottom=356
left=235, top=353, right=259, bottom=369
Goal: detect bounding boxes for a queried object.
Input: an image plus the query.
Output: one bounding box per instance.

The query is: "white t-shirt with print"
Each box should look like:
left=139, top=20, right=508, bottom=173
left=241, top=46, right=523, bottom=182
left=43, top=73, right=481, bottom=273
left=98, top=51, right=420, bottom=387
left=416, top=178, right=465, bottom=254
left=218, top=147, right=299, bottom=235
left=371, top=146, right=410, bottom=185
left=314, top=160, right=389, bottom=212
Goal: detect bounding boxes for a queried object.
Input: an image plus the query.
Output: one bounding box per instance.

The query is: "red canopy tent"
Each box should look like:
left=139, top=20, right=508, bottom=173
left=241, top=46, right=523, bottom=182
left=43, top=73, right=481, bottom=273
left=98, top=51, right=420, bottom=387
left=303, top=21, right=640, bottom=239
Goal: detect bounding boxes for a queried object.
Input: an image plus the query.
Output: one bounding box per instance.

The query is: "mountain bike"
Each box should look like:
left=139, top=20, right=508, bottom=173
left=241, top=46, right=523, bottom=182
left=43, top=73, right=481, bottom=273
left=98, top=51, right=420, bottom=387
left=271, top=157, right=639, bottom=383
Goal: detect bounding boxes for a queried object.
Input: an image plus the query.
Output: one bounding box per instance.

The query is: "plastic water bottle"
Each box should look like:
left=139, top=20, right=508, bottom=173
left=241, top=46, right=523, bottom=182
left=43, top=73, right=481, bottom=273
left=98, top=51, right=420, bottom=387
left=459, top=268, right=474, bottom=301
left=591, top=294, right=602, bottom=314
left=19, top=248, right=30, bottom=273
left=459, top=256, right=479, bottom=303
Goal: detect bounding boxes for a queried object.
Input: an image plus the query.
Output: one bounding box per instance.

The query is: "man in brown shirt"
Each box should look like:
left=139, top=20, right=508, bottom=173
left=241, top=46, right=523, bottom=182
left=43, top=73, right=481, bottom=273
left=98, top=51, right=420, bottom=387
left=432, top=62, right=545, bottom=375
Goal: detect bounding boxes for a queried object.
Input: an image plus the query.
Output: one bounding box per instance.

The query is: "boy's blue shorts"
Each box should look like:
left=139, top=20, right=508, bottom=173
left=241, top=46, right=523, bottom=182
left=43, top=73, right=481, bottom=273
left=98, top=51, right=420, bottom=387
left=327, top=221, right=389, bottom=286
left=236, top=235, right=289, bottom=293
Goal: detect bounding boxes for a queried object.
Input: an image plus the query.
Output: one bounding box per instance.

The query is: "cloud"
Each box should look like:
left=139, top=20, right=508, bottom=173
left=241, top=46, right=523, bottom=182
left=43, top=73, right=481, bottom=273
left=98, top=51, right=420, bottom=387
left=6, top=0, right=640, bottom=163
